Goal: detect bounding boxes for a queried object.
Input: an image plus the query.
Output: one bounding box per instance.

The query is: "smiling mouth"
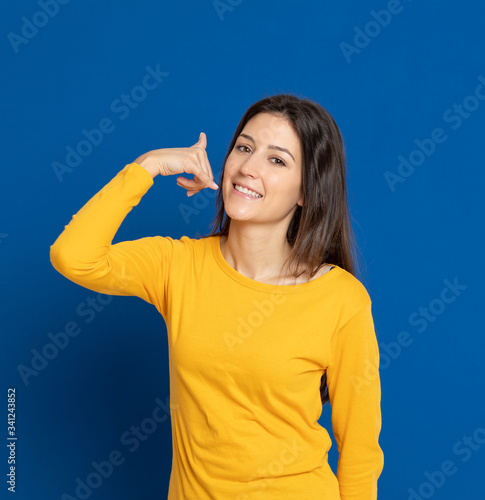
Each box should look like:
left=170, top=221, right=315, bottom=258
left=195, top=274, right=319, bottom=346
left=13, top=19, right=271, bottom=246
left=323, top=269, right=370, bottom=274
left=233, top=183, right=263, bottom=198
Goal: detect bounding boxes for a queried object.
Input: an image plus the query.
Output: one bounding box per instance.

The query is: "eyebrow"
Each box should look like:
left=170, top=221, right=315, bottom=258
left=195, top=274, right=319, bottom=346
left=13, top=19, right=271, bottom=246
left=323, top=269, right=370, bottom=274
left=238, top=133, right=296, bottom=162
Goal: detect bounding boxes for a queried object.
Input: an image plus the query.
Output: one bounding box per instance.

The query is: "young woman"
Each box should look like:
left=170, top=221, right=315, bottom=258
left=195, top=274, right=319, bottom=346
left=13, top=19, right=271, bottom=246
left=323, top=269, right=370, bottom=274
left=50, top=94, right=384, bottom=499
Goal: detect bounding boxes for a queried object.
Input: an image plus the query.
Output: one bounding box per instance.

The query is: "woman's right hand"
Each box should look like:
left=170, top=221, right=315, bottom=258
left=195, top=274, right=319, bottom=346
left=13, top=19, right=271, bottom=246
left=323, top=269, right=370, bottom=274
left=133, top=132, right=219, bottom=196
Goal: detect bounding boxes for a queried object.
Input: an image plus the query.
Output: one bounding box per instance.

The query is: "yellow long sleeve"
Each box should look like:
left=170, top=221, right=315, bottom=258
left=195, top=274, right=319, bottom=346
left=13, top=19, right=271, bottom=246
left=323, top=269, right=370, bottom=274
left=327, top=301, right=385, bottom=500
left=50, top=162, right=171, bottom=308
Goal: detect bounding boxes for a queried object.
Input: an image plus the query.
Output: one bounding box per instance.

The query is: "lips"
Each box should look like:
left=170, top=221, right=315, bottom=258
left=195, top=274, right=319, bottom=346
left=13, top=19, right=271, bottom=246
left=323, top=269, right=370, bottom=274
left=233, top=183, right=263, bottom=197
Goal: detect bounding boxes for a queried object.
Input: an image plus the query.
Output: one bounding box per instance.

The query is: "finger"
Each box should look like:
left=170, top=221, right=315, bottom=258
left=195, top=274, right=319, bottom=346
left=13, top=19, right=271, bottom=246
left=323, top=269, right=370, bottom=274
left=184, top=162, right=218, bottom=190
left=192, top=143, right=217, bottom=188
left=177, top=176, right=205, bottom=190
left=187, top=186, right=204, bottom=196
left=202, top=152, right=218, bottom=189
left=177, top=178, right=204, bottom=198
left=195, top=148, right=219, bottom=190
left=190, top=132, right=206, bottom=150
left=193, top=148, right=212, bottom=184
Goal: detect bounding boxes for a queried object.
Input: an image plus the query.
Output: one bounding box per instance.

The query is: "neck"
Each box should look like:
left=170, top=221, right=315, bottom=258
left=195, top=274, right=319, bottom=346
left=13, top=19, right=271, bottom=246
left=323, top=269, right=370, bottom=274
left=219, top=222, right=299, bottom=282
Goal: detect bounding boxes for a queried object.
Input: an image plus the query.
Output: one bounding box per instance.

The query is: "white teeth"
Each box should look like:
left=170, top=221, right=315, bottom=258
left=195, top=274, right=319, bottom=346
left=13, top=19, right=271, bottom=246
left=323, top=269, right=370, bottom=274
left=234, top=184, right=262, bottom=198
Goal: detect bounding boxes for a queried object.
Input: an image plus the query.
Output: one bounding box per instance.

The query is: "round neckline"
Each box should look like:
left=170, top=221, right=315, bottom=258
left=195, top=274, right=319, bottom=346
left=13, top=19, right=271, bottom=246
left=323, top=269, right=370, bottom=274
left=210, top=235, right=341, bottom=294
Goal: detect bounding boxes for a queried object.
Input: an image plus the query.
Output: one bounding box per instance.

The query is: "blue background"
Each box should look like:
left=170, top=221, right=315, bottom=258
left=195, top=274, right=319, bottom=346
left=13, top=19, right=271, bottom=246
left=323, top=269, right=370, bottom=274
left=1, top=1, right=484, bottom=499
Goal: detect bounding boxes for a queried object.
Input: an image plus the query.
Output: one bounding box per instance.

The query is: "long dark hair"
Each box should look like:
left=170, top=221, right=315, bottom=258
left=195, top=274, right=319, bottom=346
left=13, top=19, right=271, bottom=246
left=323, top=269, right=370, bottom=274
left=198, top=93, right=362, bottom=405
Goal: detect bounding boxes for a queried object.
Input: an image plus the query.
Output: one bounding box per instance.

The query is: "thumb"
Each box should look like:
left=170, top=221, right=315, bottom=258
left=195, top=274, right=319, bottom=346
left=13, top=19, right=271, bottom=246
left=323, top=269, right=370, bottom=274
left=192, top=131, right=207, bottom=149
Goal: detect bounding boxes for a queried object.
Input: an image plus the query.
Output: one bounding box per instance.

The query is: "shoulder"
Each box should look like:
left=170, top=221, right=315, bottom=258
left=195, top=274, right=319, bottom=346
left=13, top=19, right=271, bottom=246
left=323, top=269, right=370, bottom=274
left=324, top=268, right=376, bottom=350
left=149, top=234, right=201, bottom=247
left=149, top=234, right=214, bottom=259
left=330, top=265, right=372, bottom=315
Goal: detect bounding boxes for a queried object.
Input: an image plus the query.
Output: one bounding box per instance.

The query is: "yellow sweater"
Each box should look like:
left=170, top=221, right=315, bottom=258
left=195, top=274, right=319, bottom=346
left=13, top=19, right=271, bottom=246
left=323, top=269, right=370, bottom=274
left=50, top=162, right=384, bottom=500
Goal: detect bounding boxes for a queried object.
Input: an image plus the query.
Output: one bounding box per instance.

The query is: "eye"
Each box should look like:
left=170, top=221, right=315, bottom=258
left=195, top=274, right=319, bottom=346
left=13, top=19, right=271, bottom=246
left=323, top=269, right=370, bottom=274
left=270, top=157, right=286, bottom=167
left=236, top=144, right=251, bottom=153
left=236, top=144, right=286, bottom=167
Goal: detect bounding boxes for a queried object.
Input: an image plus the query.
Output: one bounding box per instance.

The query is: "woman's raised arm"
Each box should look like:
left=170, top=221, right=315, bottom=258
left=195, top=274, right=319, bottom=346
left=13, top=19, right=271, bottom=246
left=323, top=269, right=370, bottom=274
left=49, top=132, right=218, bottom=304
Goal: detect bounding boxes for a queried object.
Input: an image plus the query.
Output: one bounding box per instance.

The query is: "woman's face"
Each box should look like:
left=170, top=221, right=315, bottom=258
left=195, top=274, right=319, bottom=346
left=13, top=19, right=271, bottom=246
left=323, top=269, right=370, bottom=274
left=222, top=112, right=303, bottom=225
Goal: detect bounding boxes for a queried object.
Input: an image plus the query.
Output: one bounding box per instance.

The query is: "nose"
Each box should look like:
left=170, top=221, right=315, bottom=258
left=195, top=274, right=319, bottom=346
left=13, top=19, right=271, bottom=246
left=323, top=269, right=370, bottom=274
left=239, top=151, right=260, bottom=178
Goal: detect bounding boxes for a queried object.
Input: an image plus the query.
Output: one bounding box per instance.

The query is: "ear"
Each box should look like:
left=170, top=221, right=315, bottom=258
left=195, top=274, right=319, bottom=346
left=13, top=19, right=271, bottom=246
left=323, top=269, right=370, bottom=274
left=297, top=194, right=303, bottom=207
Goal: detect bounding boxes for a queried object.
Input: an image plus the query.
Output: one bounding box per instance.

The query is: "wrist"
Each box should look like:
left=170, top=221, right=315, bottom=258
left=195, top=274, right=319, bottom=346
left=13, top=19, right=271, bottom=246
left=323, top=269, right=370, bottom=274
left=134, top=156, right=159, bottom=179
